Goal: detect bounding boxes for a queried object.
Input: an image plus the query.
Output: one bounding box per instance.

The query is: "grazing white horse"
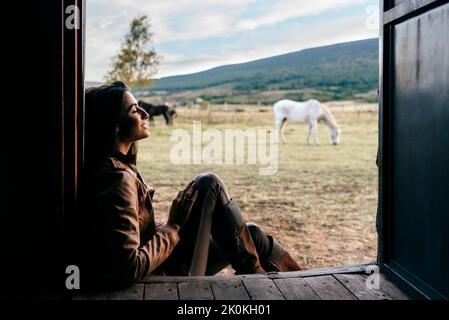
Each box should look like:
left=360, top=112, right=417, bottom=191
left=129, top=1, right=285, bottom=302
left=273, top=99, right=341, bottom=145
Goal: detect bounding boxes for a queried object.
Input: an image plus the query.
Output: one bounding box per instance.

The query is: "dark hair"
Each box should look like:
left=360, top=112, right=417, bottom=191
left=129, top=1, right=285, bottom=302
left=84, top=81, right=137, bottom=169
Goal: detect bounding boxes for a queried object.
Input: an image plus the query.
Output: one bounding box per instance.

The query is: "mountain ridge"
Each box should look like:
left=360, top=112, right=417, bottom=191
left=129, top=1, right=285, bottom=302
left=139, top=38, right=379, bottom=104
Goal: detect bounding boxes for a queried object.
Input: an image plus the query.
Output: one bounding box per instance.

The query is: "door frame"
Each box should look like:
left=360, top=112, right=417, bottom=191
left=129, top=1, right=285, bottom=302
left=378, top=0, right=448, bottom=300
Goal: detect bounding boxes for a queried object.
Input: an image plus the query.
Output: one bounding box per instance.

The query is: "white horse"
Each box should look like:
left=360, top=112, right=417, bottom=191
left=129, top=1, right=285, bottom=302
left=273, top=99, right=341, bottom=145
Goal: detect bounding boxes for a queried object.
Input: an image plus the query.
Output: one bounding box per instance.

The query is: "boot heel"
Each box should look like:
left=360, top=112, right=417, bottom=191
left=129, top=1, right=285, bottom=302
left=262, top=236, right=302, bottom=272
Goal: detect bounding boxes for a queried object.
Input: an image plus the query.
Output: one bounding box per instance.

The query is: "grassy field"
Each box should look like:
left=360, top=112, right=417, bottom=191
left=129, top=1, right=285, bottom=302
left=137, top=102, right=379, bottom=273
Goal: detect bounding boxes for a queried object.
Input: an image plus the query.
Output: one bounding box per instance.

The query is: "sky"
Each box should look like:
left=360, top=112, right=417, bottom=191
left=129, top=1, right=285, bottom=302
left=86, top=0, right=379, bottom=82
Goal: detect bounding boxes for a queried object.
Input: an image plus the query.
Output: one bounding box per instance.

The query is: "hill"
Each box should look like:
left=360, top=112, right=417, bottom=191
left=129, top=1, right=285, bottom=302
left=140, top=38, right=379, bottom=104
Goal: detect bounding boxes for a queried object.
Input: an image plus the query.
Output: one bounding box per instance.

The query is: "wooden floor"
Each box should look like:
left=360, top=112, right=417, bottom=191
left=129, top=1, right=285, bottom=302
left=72, top=263, right=411, bottom=300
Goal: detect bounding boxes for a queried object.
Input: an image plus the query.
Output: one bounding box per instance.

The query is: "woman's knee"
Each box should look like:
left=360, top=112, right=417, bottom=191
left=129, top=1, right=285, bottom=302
left=194, top=172, right=223, bottom=190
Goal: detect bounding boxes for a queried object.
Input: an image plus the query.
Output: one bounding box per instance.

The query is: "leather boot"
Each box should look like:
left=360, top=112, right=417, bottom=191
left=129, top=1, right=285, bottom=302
left=222, top=199, right=266, bottom=275
left=191, top=173, right=266, bottom=275
left=262, top=236, right=302, bottom=272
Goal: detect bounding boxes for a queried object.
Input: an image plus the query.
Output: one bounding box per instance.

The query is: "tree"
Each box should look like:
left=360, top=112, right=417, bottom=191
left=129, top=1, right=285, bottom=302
left=105, top=15, right=160, bottom=88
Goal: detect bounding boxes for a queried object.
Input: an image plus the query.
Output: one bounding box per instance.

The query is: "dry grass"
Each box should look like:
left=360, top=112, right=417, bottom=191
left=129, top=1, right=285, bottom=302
left=137, top=103, right=379, bottom=273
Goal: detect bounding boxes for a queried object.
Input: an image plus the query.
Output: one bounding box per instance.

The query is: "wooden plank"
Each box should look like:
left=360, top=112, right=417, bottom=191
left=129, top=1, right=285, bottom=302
left=273, top=278, right=320, bottom=300
left=383, top=0, right=438, bottom=24
left=304, top=275, right=356, bottom=300
left=178, top=281, right=214, bottom=300
left=210, top=279, right=250, bottom=300
left=243, top=278, right=285, bottom=300
left=71, top=291, right=109, bottom=300
left=378, top=274, right=411, bottom=300
left=140, top=263, right=376, bottom=283
left=108, top=283, right=144, bottom=300
left=141, top=274, right=267, bottom=283
left=274, top=263, right=375, bottom=279
left=334, top=274, right=391, bottom=300
left=144, top=283, right=178, bottom=300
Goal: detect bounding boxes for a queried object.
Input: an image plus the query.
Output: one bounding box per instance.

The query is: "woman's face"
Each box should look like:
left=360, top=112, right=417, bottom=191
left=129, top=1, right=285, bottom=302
left=118, top=91, right=150, bottom=142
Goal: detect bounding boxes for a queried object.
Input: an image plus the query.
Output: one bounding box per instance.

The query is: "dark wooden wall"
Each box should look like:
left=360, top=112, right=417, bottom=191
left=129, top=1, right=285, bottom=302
left=379, top=0, right=449, bottom=299
left=5, top=0, right=85, bottom=295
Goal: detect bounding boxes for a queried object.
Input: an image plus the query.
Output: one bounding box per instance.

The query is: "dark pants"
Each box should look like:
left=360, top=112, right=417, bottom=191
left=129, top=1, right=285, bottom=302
left=158, top=172, right=271, bottom=276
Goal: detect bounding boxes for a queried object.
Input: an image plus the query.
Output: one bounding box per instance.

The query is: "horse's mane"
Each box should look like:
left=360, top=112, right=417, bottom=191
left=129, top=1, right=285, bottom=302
left=318, top=102, right=339, bottom=129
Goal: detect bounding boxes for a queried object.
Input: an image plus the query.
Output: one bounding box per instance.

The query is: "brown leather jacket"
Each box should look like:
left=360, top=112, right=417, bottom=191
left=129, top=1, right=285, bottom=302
left=81, top=156, right=180, bottom=289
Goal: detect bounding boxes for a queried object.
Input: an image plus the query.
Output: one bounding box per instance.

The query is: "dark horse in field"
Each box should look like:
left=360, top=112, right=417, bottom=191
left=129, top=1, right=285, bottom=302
left=138, top=100, right=177, bottom=126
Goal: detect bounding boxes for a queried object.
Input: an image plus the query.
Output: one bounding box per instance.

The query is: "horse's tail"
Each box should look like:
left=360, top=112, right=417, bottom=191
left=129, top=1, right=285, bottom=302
left=316, top=101, right=338, bottom=128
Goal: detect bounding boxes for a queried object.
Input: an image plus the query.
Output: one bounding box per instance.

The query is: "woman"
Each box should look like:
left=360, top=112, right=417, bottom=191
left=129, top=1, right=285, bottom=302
left=81, top=81, right=301, bottom=290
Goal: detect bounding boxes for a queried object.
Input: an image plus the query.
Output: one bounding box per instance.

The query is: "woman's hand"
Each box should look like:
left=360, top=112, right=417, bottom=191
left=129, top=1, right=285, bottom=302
left=167, top=180, right=198, bottom=229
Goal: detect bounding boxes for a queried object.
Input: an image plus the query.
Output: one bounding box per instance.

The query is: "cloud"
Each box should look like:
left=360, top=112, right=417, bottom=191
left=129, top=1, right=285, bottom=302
left=149, top=0, right=371, bottom=44
left=156, top=12, right=378, bottom=78
left=236, top=0, right=369, bottom=31
left=158, top=12, right=234, bottom=43
left=86, top=0, right=252, bottom=80
left=86, top=0, right=378, bottom=81
left=87, top=0, right=369, bottom=45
